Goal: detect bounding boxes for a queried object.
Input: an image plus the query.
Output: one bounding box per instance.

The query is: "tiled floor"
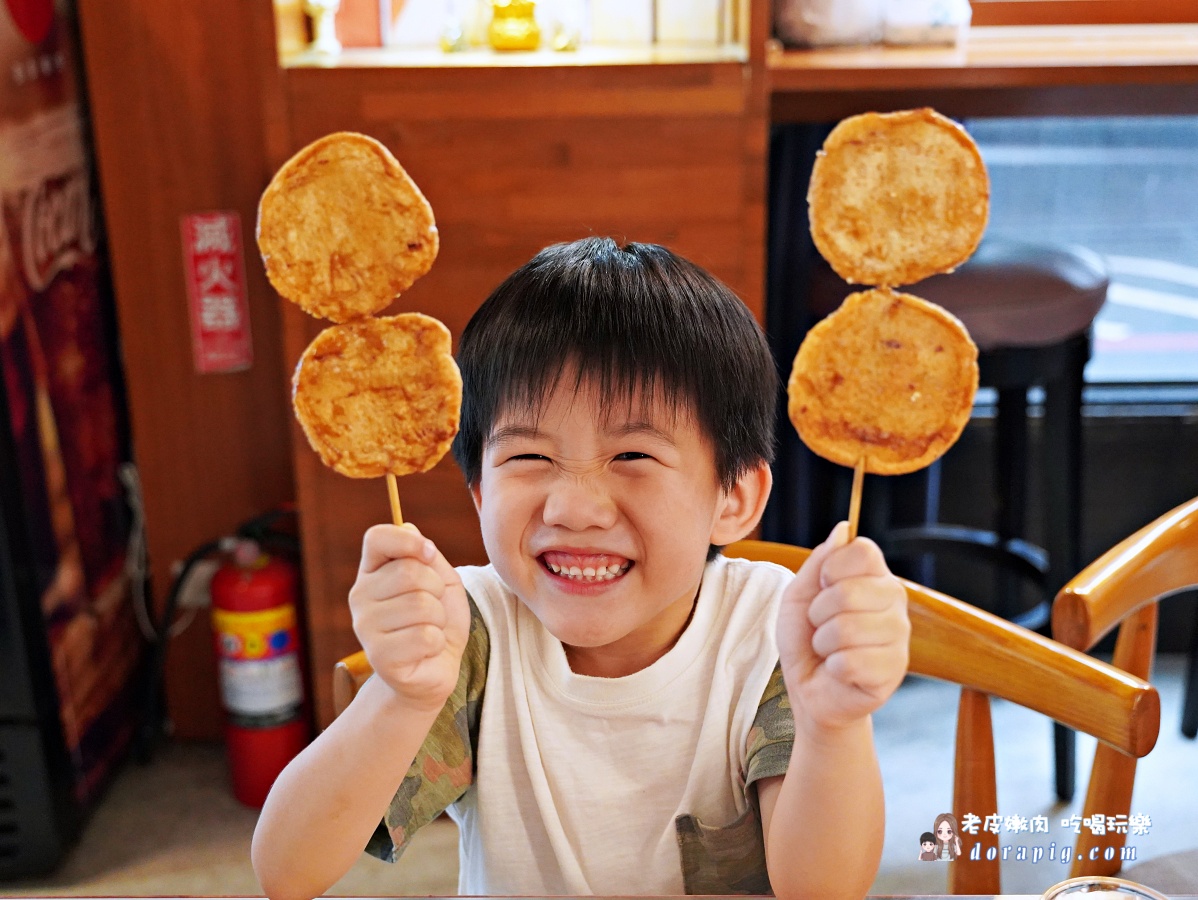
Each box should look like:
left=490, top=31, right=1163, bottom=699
left=1, top=657, right=1193, bottom=897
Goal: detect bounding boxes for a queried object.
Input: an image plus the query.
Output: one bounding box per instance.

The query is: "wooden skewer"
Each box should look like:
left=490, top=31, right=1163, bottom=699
left=386, top=472, right=403, bottom=526
left=847, top=456, right=865, bottom=541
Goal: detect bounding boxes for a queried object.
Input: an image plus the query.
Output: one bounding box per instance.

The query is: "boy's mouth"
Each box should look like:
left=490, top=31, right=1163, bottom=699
left=538, top=551, right=632, bottom=584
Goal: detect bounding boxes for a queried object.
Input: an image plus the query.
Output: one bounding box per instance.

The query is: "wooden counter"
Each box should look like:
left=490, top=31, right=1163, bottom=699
left=770, top=24, right=1198, bottom=119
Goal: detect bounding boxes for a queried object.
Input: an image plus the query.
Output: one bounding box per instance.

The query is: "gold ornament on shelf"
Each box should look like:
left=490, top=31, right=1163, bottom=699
left=488, top=0, right=540, bottom=51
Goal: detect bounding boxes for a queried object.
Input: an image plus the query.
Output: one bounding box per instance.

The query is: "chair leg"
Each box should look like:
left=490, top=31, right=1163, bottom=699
left=1182, top=612, right=1198, bottom=739
left=1041, top=333, right=1087, bottom=596
left=1071, top=744, right=1139, bottom=878
left=1054, top=722, right=1076, bottom=803
left=917, top=459, right=941, bottom=586
left=1042, top=333, right=1088, bottom=803
left=953, top=689, right=1000, bottom=895
left=994, top=387, right=1028, bottom=622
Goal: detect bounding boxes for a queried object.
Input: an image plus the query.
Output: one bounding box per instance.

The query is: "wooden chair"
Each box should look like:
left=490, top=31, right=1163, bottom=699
left=1052, top=495, right=1198, bottom=879
left=332, top=538, right=1160, bottom=895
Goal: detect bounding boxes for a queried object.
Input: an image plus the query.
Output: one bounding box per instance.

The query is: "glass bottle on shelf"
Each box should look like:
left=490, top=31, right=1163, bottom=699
left=440, top=0, right=469, bottom=51
left=547, top=0, right=582, bottom=50
left=303, top=0, right=342, bottom=53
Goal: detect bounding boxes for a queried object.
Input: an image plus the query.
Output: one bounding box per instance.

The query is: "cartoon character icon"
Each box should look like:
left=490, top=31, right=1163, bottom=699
left=933, top=812, right=963, bottom=861
left=919, top=831, right=937, bottom=861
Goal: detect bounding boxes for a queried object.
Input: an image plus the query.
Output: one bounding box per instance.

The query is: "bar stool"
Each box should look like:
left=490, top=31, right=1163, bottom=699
left=809, top=236, right=1110, bottom=801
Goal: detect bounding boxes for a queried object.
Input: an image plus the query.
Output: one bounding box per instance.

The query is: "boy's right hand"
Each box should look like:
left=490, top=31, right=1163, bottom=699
left=348, top=524, right=471, bottom=713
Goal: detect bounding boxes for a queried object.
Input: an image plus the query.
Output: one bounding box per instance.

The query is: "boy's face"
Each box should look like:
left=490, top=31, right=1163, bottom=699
left=470, top=375, right=767, bottom=678
left=922, top=841, right=935, bottom=854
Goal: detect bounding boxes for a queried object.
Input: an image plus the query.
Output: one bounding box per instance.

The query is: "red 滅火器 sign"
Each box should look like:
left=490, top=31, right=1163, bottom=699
left=181, top=211, right=253, bottom=373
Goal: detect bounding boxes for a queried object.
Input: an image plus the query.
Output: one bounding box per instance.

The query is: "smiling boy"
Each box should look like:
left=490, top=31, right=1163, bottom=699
left=252, top=238, right=910, bottom=900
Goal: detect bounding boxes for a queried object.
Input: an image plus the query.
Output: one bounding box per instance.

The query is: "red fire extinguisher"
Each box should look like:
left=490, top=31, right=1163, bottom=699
left=210, top=538, right=311, bottom=807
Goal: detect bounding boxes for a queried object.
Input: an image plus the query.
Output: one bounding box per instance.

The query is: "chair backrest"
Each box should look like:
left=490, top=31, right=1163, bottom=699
left=333, top=648, right=374, bottom=719
left=332, top=538, right=1161, bottom=895
left=725, top=539, right=1158, bottom=895
left=1052, top=495, right=1198, bottom=879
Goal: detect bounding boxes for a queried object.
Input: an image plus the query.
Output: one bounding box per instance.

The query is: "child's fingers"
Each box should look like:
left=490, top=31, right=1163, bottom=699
left=349, top=555, right=446, bottom=607
left=359, top=523, right=435, bottom=575
left=786, top=521, right=850, bottom=610
left=806, top=575, right=906, bottom=629
left=354, top=590, right=448, bottom=636
left=821, top=643, right=909, bottom=693
left=420, top=539, right=471, bottom=640
left=818, top=534, right=891, bottom=588
left=778, top=523, right=851, bottom=681
left=422, top=538, right=465, bottom=594
left=809, top=607, right=910, bottom=659
left=371, top=623, right=449, bottom=669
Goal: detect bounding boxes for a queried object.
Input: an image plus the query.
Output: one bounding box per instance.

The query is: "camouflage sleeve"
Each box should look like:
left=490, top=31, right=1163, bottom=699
left=675, top=666, right=791, bottom=894
left=365, top=593, right=489, bottom=862
left=744, top=664, right=793, bottom=791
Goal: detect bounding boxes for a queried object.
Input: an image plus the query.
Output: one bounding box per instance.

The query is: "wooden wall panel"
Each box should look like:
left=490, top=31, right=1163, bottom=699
left=280, top=62, right=766, bottom=724
left=972, top=0, right=1197, bottom=26
left=78, top=0, right=767, bottom=732
left=76, top=0, right=294, bottom=738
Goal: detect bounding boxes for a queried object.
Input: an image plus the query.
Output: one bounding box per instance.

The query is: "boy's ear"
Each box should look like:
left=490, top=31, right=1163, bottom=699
left=469, top=481, right=482, bottom=512
left=709, top=462, right=772, bottom=546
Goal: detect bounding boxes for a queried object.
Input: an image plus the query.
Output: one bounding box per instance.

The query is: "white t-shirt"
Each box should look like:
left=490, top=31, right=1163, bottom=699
left=438, top=554, right=793, bottom=895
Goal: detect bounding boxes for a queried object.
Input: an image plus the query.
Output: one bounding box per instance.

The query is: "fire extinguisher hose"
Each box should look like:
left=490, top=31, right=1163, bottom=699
left=134, top=537, right=223, bottom=762
left=134, top=506, right=300, bottom=764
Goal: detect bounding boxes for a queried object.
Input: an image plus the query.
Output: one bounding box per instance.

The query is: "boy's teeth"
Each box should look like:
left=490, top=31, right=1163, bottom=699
left=545, top=559, right=629, bottom=582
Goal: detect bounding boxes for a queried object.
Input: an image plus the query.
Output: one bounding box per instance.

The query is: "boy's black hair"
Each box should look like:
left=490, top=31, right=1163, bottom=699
left=452, top=237, right=778, bottom=496
left=920, top=833, right=935, bottom=845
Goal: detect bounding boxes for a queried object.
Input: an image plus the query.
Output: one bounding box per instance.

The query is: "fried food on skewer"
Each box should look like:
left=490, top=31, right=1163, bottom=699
left=292, top=313, right=462, bottom=479
left=258, top=132, right=439, bottom=323
left=808, top=108, right=989, bottom=289
left=787, top=288, right=978, bottom=477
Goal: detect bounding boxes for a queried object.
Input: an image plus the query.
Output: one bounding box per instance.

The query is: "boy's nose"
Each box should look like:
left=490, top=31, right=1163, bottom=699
left=542, top=477, right=618, bottom=530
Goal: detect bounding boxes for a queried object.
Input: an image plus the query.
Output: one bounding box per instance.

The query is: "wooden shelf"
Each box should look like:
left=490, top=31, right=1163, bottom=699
left=284, top=43, right=749, bottom=69
left=769, top=25, right=1198, bottom=91
left=769, top=25, right=1198, bottom=120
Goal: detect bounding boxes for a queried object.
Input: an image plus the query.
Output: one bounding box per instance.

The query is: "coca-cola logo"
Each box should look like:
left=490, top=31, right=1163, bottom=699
left=21, top=171, right=96, bottom=291
left=4, top=0, right=54, bottom=45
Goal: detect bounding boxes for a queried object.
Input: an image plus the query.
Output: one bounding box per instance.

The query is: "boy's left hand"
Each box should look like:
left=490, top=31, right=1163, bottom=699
left=776, top=522, right=910, bottom=733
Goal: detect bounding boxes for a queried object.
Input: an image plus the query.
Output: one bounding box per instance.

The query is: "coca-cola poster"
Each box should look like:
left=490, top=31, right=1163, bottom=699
left=0, top=0, right=140, bottom=804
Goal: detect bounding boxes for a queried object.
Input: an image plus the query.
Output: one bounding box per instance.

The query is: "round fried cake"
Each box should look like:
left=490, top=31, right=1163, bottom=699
left=258, top=132, right=439, bottom=323
left=808, top=108, right=989, bottom=288
left=293, top=313, right=462, bottom=478
left=788, top=289, right=978, bottom=475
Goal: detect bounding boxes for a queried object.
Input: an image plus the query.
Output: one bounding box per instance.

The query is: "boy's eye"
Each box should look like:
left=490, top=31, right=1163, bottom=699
left=511, top=453, right=549, bottom=461
left=614, top=452, right=651, bottom=461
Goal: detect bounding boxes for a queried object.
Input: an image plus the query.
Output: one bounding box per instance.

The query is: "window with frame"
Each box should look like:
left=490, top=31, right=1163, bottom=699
left=966, top=114, right=1198, bottom=386
left=967, top=2, right=1198, bottom=386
